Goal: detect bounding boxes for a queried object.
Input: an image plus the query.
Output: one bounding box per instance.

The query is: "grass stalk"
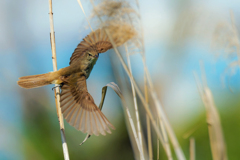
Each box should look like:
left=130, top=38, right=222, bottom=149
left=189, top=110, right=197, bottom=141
left=157, top=118, right=160, bottom=160
left=194, top=64, right=228, bottom=160
left=77, top=0, right=93, bottom=32
left=48, top=1, right=70, bottom=159
left=89, top=1, right=173, bottom=156
left=125, top=45, right=144, bottom=160
left=159, top=118, right=173, bottom=160
left=109, top=56, right=143, bottom=159
left=134, top=1, right=155, bottom=159
left=189, top=138, right=195, bottom=160
left=146, top=115, right=153, bottom=160
left=104, top=83, right=145, bottom=159
left=145, top=72, right=153, bottom=160
left=130, top=0, right=184, bottom=157
left=100, top=20, right=168, bottom=154
left=142, top=60, right=185, bottom=160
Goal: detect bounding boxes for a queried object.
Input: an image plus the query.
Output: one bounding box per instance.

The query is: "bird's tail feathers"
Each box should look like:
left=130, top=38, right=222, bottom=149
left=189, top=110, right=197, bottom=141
left=17, top=72, right=58, bottom=89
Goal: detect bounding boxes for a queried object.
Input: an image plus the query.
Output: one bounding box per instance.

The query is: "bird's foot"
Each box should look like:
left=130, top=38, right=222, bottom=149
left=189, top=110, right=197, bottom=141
left=52, top=84, right=62, bottom=91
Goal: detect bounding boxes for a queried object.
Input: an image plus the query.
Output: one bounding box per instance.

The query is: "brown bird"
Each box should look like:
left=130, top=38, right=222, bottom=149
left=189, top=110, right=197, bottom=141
left=18, top=29, right=116, bottom=136
left=18, top=25, right=135, bottom=136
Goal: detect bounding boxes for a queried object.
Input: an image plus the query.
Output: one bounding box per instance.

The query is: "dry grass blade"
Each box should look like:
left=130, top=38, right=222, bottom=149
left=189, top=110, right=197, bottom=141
left=77, top=0, right=93, bottom=31
left=102, top=25, right=168, bottom=154
left=104, top=82, right=145, bottom=159
left=104, top=0, right=185, bottom=158
left=203, top=88, right=228, bottom=160
left=159, top=119, right=173, bottom=160
left=144, top=73, right=153, bottom=160
left=194, top=68, right=228, bottom=160
left=125, top=45, right=144, bottom=159
left=106, top=24, right=172, bottom=157
left=157, top=119, right=160, bottom=160
left=189, top=138, right=195, bottom=160
left=146, top=115, right=153, bottom=160
left=48, top=1, right=69, bottom=159
left=89, top=0, right=178, bottom=158
left=143, top=64, right=185, bottom=160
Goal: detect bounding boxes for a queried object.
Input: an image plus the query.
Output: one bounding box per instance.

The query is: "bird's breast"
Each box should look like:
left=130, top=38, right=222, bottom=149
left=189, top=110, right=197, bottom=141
left=84, top=59, right=98, bottom=79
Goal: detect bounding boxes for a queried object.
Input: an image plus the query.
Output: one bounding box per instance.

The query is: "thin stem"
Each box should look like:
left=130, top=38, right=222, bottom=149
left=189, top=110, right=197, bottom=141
left=77, top=0, right=93, bottom=32
left=147, top=115, right=153, bottom=160
left=157, top=119, right=160, bottom=160
left=88, top=5, right=169, bottom=154
left=124, top=0, right=184, bottom=157
left=142, top=59, right=185, bottom=160
left=125, top=45, right=144, bottom=160
left=102, top=23, right=167, bottom=153
left=189, top=138, right=195, bottom=160
left=144, top=72, right=153, bottom=160
left=89, top=1, right=183, bottom=159
left=48, top=1, right=69, bottom=159
left=159, top=118, right=173, bottom=160
left=194, top=68, right=228, bottom=160
left=105, top=83, right=145, bottom=159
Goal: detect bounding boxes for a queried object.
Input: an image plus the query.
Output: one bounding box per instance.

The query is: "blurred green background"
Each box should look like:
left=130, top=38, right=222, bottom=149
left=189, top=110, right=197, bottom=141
left=1, top=0, right=240, bottom=159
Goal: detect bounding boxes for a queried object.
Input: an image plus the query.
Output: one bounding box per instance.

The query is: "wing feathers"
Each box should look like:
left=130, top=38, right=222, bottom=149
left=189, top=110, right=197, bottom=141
left=78, top=109, right=85, bottom=130
left=61, top=100, right=75, bottom=113
left=70, top=29, right=112, bottom=65
left=73, top=107, right=82, bottom=126
left=84, top=111, right=88, bottom=133
left=60, top=78, right=114, bottom=136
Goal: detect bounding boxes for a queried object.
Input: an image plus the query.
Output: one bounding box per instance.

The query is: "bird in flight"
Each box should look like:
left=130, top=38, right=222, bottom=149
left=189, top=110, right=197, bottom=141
left=17, top=26, right=135, bottom=136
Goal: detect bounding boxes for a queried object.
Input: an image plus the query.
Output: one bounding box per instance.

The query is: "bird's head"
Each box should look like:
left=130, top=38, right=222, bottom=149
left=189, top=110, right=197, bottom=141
left=86, top=50, right=99, bottom=62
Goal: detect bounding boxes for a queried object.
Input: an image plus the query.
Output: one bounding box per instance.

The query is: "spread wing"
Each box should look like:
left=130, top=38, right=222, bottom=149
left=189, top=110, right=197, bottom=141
left=60, top=75, right=115, bottom=136
left=70, top=25, right=136, bottom=65
left=69, top=29, right=112, bottom=65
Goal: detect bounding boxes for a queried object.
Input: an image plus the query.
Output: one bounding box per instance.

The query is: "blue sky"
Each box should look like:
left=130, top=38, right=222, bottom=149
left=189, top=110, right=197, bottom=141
left=1, top=0, right=240, bottom=159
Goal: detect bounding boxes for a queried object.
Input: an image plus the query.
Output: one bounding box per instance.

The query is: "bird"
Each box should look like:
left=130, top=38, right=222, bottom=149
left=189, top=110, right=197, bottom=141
left=17, top=28, right=124, bottom=136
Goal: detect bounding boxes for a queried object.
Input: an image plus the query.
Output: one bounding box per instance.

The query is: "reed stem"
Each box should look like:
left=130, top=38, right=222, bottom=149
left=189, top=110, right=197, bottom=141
left=48, top=1, right=70, bottom=159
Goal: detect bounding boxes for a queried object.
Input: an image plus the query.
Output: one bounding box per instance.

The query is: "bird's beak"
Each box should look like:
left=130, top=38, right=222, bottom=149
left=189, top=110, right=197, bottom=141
left=95, top=53, right=99, bottom=58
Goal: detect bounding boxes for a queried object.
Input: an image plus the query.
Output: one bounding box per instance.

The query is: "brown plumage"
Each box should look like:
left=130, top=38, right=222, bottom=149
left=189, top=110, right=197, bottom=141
left=60, top=74, right=114, bottom=135
left=17, top=26, right=135, bottom=136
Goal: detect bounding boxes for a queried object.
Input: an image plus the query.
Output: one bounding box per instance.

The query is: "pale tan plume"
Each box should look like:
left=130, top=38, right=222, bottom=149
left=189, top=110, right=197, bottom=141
left=17, top=71, right=60, bottom=89
left=60, top=75, right=115, bottom=136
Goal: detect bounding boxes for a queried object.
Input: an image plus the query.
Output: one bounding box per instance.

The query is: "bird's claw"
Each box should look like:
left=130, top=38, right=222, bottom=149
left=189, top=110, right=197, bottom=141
left=52, top=84, right=62, bottom=91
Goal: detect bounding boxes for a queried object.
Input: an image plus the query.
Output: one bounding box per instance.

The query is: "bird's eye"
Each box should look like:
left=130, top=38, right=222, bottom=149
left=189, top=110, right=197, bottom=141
left=88, top=53, right=91, bottom=56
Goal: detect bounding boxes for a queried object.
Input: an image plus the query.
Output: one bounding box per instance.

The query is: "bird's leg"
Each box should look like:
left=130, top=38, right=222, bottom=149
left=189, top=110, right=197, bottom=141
left=52, top=84, right=62, bottom=91
left=79, top=134, right=91, bottom=146
left=79, top=86, right=108, bottom=146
